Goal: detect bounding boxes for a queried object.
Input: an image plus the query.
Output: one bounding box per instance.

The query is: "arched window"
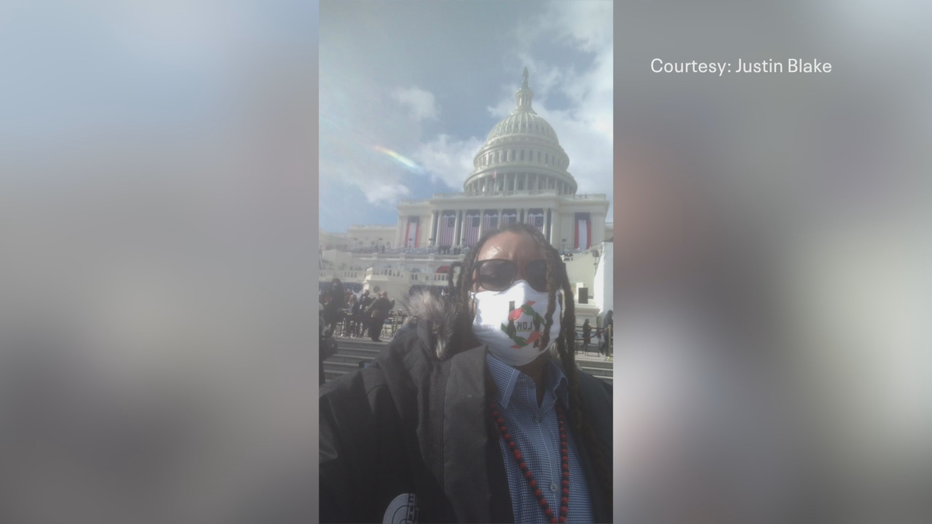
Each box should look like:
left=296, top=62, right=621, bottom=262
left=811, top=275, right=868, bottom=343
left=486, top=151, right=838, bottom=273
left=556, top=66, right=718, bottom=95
left=520, top=150, right=524, bottom=161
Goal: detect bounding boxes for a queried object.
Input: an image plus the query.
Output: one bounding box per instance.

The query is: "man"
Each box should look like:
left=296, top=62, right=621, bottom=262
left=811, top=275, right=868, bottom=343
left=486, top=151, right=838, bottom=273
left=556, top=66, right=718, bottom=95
left=349, top=291, right=365, bottom=338
left=320, top=224, right=612, bottom=523
left=599, top=311, right=613, bottom=360
left=356, top=290, right=373, bottom=338
left=364, top=291, right=394, bottom=343
left=322, top=278, right=345, bottom=335
left=342, top=294, right=357, bottom=336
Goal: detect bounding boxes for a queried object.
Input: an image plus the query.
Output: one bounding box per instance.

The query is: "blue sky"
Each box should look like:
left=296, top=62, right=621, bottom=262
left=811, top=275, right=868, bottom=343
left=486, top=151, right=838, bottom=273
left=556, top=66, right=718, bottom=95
left=319, top=0, right=614, bottom=233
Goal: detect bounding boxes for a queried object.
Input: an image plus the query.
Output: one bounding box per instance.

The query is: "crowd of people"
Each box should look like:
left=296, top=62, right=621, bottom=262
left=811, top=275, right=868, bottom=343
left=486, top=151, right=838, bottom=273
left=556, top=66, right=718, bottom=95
left=577, top=313, right=614, bottom=360
left=319, top=279, right=398, bottom=343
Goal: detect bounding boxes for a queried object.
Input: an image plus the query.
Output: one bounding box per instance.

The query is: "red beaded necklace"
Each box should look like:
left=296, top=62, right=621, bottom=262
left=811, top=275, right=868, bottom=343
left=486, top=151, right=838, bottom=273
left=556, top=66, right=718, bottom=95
left=490, top=400, right=569, bottom=524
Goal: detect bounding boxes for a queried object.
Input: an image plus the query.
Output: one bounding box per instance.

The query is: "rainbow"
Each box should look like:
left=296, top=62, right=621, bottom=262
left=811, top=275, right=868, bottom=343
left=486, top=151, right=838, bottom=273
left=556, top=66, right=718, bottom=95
left=373, top=146, right=422, bottom=172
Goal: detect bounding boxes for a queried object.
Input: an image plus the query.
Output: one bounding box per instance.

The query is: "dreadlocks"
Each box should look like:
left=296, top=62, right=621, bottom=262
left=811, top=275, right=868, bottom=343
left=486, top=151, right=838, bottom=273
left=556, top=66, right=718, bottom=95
left=445, top=223, right=613, bottom=513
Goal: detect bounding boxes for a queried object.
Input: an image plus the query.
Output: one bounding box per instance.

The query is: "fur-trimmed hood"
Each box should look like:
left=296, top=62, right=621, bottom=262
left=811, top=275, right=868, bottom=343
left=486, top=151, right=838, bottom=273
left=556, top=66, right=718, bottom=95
left=398, top=292, right=463, bottom=361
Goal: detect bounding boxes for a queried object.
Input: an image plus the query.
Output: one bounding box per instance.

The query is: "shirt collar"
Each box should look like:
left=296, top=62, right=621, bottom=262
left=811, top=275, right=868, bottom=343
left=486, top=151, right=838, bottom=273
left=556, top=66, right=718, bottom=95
left=485, top=352, right=569, bottom=410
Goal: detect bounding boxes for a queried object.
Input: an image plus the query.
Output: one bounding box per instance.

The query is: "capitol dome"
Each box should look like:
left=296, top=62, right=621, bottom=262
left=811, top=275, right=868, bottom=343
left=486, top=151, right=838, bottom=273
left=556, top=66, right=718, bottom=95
left=464, top=68, right=577, bottom=195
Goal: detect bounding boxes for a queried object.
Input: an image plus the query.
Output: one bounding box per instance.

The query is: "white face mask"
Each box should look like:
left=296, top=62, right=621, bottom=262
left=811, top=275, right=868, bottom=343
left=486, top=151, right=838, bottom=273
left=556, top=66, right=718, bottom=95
left=470, top=281, right=562, bottom=367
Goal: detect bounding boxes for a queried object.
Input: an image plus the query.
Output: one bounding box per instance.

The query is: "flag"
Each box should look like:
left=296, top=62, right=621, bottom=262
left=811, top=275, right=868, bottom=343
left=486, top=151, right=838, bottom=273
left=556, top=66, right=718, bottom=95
left=575, top=213, right=591, bottom=249
left=463, top=212, right=481, bottom=246
left=501, top=210, right=518, bottom=225
left=482, top=212, right=499, bottom=232
left=438, top=213, right=456, bottom=246
left=405, top=217, right=419, bottom=248
left=526, top=209, right=545, bottom=233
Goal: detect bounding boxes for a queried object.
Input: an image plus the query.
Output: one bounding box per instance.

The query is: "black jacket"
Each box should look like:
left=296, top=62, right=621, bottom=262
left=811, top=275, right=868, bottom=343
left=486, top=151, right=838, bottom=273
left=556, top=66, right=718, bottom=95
left=365, top=297, right=394, bottom=319
left=351, top=297, right=365, bottom=316
left=319, top=294, right=612, bottom=523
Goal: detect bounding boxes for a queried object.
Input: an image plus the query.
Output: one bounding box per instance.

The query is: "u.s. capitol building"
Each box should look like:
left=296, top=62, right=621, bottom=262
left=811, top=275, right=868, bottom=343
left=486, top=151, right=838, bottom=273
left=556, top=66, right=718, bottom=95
left=320, top=70, right=612, bottom=318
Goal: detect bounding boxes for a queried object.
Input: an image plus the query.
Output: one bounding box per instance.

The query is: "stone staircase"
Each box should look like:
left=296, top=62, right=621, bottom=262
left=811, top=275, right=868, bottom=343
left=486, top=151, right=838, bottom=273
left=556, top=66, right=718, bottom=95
left=323, top=337, right=612, bottom=385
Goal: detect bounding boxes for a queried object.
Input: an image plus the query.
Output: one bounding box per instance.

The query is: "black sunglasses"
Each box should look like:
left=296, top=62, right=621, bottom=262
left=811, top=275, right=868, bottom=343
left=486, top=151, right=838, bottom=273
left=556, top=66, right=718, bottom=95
left=474, top=259, right=548, bottom=292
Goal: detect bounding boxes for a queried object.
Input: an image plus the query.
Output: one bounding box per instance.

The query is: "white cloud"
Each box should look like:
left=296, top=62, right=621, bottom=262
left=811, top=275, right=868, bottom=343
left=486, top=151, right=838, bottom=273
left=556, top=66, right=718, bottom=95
left=487, top=97, right=514, bottom=119
left=320, top=0, right=614, bottom=226
left=501, top=0, right=614, bottom=205
left=319, top=66, right=425, bottom=211
left=361, top=181, right=410, bottom=206
left=513, top=0, right=612, bottom=55
left=390, top=86, right=440, bottom=121
left=413, top=134, right=485, bottom=189
left=430, top=1, right=614, bottom=207
left=550, top=0, right=613, bottom=53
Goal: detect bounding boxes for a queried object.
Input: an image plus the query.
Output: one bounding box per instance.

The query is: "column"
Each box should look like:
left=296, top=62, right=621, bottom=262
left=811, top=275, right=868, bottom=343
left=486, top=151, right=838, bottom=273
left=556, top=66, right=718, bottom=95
left=459, top=210, right=466, bottom=245
left=420, top=214, right=429, bottom=248
left=546, top=209, right=551, bottom=242
left=396, top=217, right=405, bottom=248
left=550, top=209, right=559, bottom=248
left=428, top=211, right=437, bottom=246
left=498, top=208, right=503, bottom=228
left=477, top=209, right=484, bottom=240
left=593, top=213, right=605, bottom=245
left=452, top=210, right=461, bottom=247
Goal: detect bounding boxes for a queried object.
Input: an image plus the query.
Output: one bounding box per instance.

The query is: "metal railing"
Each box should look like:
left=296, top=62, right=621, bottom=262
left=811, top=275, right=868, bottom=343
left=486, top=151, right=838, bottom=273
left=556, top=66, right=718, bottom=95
left=569, top=193, right=608, bottom=200
left=365, top=268, right=450, bottom=282
left=419, top=189, right=561, bottom=199
left=320, top=270, right=364, bottom=280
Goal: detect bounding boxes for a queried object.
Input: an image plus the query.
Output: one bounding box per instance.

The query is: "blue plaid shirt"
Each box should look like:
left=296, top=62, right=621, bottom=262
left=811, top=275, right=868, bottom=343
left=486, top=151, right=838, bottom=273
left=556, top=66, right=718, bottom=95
left=486, top=354, right=594, bottom=523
